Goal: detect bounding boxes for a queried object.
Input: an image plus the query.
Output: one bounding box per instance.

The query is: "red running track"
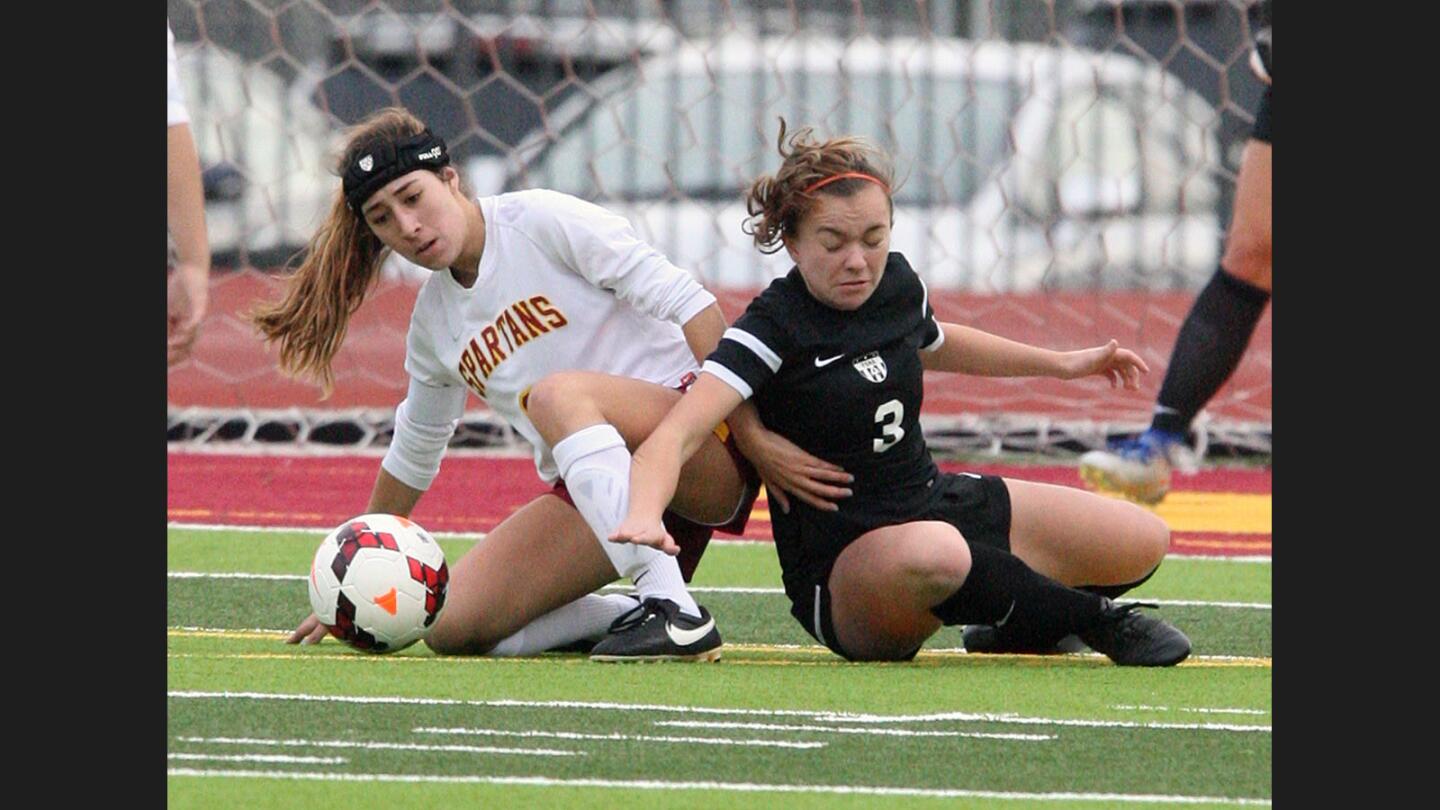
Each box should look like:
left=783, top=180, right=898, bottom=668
left=168, top=452, right=1270, bottom=558
left=167, top=273, right=1270, bottom=425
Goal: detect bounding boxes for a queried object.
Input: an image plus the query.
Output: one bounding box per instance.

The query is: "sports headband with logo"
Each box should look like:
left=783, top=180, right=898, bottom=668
left=343, top=128, right=452, bottom=213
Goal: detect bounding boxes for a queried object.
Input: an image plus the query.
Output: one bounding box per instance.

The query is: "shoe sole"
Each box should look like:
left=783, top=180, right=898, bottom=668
left=1078, top=464, right=1169, bottom=505
left=590, top=647, right=723, bottom=663
left=963, top=633, right=1086, bottom=656
left=1119, top=646, right=1191, bottom=667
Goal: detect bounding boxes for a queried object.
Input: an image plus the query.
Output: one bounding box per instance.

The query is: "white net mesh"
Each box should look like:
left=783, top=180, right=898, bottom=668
left=167, top=0, right=1270, bottom=459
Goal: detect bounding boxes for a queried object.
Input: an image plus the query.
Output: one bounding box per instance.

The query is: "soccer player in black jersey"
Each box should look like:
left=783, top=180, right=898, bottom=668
left=607, top=122, right=1191, bottom=665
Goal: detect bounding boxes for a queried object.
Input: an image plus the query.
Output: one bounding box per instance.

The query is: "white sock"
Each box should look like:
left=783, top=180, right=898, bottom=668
left=489, top=593, right=639, bottom=657
left=551, top=423, right=701, bottom=617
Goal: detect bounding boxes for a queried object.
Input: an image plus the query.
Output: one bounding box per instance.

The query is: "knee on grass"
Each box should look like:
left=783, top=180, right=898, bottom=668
left=422, top=621, right=501, bottom=657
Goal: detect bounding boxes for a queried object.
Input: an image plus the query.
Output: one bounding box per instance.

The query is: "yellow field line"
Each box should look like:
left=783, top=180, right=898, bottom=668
left=1151, top=493, right=1271, bottom=534
left=167, top=630, right=1269, bottom=668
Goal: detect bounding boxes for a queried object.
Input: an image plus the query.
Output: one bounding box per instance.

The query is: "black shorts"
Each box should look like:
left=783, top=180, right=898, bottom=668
left=785, top=472, right=1013, bottom=660
left=1251, top=86, right=1272, bottom=144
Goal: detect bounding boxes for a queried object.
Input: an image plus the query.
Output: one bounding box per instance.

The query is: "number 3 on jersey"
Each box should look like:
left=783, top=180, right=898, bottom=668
left=873, top=399, right=904, bottom=453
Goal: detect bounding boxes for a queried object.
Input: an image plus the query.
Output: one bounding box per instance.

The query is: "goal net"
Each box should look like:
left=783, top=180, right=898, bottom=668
left=167, top=0, right=1270, bottom=460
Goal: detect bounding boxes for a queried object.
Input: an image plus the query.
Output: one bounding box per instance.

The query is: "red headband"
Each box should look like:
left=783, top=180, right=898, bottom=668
left=801, top=172, right=889, bottom=196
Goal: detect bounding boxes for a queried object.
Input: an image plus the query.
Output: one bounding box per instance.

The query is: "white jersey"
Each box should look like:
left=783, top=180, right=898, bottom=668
left=382, top=189, right=716, bottom=489
left=167, top=24, right=189, bottom=127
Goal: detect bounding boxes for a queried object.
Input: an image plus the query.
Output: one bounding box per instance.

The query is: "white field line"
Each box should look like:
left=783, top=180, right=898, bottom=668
left=411, top=726, right=822, bottom=750
left=165, top=768, right=1271, bottom=805
left=173, top=735, right=579, bottom=758
left=170, top=572, right=301, bottom=581
left=1112, top=705, right=1269, bottom=716
left=164, top=523, right=1271, bottom=564
left=168, top=752, right=345, bottom=765
left=652, top=721, right=1054, bottom=741
left=165, top=572, right=1271, bottom=610
left=168, top=691, right=1270, bottom=734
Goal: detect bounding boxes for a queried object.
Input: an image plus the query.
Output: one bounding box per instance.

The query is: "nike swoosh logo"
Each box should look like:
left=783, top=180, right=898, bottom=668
left=814, top=354, right=845, bottom=367
left=666, top=616, right=716, bottom=647
left=994, top=600, right=1016, bottom=628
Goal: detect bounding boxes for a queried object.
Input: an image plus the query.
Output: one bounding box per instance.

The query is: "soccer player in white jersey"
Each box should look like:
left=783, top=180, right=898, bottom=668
left=252, top=108, right=852, bottom=661
left=167, top=22, right=210, bottom=366
left=606, top=122, right=1189, bottom=664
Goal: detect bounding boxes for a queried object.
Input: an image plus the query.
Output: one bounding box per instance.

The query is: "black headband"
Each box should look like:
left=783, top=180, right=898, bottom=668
left=342, top=128, right=452, bottom=213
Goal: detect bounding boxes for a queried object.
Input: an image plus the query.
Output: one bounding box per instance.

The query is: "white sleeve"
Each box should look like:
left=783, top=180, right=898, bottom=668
left=167, top=24, right=189, bottom=127
left=527, top=190, right=716, bottom=324
left=381, top=376, right=467, bottom=491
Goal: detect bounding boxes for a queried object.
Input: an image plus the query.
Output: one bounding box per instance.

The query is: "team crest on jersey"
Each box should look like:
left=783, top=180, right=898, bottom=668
left=852, top=351, right=887, bottom=383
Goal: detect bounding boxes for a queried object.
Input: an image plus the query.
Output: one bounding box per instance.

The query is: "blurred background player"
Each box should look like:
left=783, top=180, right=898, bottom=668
left=167, top=22, right=211, bottom=366
left=1079, top=26, right=1272, bottom=504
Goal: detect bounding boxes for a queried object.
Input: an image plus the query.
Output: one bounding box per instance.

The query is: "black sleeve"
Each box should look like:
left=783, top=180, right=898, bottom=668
left=703, top=294, right=791, bottom=400
left=906, top=261, right=943, bottom=351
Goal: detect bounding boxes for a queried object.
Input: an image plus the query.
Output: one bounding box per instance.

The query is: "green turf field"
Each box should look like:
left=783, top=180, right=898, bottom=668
left=168, top=526, right=1271, bottom=808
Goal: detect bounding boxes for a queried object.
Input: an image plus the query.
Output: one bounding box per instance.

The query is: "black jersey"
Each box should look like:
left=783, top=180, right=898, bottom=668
left=705, top=252, right=946, bottom=593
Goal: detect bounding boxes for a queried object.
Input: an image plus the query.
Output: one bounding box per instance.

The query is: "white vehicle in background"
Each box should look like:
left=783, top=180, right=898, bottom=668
left=505, top=34, right=1223, bottom=292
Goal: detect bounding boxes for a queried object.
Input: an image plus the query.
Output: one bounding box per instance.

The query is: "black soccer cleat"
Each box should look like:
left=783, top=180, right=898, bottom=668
left=962, top=625, right=1088, bottom=655
left=589, top=597, right=722, bottom=662
left=546, top=637, right=599, bottom=654
left=1076, top=599, right=1192, bottom=667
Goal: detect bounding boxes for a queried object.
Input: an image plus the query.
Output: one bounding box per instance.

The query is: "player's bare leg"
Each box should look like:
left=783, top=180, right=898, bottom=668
left=425, top=494, right=619, bottom=655
left=826, top=521, right=960, bottom=661
left=525, top=371, right=735, bottom=660
left=526, top=371, right=747, bottom=523
left=961, top=478, right=1169, bottom=655
left=828, top=519, right=1183, bottom=664
left=1221, top=141, right=1272, bottom=292
left=1003, top=478, right=1169, bottom=588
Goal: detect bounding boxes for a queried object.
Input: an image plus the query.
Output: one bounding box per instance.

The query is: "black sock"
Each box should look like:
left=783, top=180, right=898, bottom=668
left=1151, top=269, right=1270, bottom=435
left=1080, top=564, right=1160, bottom=600
left=929, top=542, right=1105, bottom=645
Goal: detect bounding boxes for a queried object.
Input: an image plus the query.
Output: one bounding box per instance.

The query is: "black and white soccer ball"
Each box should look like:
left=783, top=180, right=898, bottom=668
left=307, top=513, right=449, bottom=653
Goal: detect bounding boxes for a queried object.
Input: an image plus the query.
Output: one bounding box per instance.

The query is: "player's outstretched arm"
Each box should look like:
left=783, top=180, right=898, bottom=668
left=1052, top=339, right=1149, bottom=390
left=366, top=467, right=427, bottom=517
left=613, top=373, right=744, bottom=551
left=921, top=323, right=1147, bottom=389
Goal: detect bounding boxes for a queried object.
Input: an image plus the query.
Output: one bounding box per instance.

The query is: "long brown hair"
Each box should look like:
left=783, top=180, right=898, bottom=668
left=250, top=107, right=447, bottom=395
left=742, top=118, right=895, bottom=254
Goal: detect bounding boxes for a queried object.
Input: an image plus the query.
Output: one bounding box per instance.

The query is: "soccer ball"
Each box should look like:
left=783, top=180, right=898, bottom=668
left=307, top=513, right=449, bottom=653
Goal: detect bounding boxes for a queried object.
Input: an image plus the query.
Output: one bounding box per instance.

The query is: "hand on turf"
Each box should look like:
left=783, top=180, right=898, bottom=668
left=734, top=424, right=852, bottom=514
left=286, top=612, right=330, bottom=645
left=609, top=518, right=679, bottom=556
left=1058, top=340, right=1149, bottom=391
